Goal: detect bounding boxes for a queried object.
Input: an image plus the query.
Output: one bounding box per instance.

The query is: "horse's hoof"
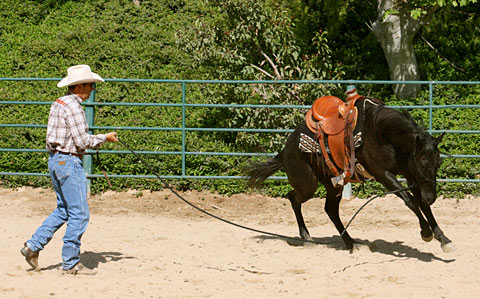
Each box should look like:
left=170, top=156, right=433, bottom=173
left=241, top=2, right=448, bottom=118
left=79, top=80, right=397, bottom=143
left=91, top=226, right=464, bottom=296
left=441, top=242, right=457, bottom=253
left=421, top=233, right=433, bottom=242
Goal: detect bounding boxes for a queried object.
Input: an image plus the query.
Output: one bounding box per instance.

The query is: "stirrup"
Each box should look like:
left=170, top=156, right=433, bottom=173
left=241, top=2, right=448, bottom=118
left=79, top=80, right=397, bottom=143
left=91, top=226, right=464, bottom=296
left=331, top=173, right=346, bottom=187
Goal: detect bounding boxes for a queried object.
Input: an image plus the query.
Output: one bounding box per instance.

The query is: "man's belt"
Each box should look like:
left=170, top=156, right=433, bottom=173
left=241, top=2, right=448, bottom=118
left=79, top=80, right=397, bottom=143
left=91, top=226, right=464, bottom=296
left=51, top=150, right=84, bottom=159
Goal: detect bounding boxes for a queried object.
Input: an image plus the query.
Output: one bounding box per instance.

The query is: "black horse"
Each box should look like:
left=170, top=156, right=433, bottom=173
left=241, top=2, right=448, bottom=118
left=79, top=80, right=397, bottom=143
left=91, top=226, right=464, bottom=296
left=246, top=98, right=455, bottom=252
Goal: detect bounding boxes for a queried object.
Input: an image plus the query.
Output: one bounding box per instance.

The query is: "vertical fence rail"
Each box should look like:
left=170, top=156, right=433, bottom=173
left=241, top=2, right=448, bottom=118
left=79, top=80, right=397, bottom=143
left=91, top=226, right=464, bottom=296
left=181, top=81, right=187, bottom=177
left=428, top=82, right=434, bottom=132
left=1, top=78, right=480, bottom=184
left=84, top=85, right=96, bottom=196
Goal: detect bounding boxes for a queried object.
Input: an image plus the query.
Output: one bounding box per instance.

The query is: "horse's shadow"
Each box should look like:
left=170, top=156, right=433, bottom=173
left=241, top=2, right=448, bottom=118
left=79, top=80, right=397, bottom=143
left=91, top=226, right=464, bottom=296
left=40, top=251, right=136, bottom=271
left=254, top=235, right=456, bottom=263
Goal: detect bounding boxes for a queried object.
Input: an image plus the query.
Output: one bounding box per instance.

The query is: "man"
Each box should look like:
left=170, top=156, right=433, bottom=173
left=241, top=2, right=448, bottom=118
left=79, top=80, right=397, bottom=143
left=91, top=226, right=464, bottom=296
left=20, top=65, right=118, bottom=275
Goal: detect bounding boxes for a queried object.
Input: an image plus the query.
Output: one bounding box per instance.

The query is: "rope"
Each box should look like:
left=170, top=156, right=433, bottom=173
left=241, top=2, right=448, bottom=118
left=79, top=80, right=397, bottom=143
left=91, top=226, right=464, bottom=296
left=340, top=186, right=412, bottom=236
left=117, top=137, right=412, bottom=245
left=95, top=148, right=113, bottom=188
left=117, top=137, right=327, bottom=245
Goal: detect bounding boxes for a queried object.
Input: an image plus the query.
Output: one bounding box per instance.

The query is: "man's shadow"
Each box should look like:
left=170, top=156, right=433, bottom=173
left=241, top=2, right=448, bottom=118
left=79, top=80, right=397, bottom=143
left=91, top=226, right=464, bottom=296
left=40, top=251, right=135, bottom=271
left=254, top=235, right=456, bottom=263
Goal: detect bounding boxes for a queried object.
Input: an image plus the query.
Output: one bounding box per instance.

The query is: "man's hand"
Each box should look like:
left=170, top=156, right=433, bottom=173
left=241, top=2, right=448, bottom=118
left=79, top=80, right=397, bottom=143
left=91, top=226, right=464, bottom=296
left=106, top=132, right=118, bottom=142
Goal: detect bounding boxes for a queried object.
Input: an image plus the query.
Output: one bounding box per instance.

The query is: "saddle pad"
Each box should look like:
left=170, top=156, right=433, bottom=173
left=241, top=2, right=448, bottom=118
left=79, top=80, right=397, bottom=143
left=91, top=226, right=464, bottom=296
left=299, top=132, right=373, bottom=181
left=299, top=133, right=322, bottom=153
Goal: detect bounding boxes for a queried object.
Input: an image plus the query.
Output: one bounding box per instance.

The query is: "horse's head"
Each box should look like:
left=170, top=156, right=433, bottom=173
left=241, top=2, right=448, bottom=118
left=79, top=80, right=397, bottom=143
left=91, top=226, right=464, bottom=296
left=408, top=132, right=445, bottom=205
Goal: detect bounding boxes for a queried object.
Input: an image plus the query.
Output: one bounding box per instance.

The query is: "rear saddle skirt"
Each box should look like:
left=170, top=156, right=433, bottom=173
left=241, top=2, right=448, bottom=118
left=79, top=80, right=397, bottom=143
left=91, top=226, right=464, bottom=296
left=303, top=95, right=370, bottom=186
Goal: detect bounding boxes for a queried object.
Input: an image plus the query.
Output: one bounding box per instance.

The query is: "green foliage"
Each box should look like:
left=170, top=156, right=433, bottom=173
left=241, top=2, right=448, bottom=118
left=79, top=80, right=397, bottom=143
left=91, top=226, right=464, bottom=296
left=409, top=0, right=478, bottom=19
left=417, top=4, right=480, bottom=81
left=176, top=0, right=344, bottom=152
left=0, top=0, right=203, bottom=79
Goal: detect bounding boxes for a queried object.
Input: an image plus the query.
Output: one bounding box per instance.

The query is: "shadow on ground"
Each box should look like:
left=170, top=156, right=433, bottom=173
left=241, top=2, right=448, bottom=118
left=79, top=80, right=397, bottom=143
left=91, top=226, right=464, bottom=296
left=254, top=234, right=456, bottom=263
left=40, top=251, right=136, bottom=271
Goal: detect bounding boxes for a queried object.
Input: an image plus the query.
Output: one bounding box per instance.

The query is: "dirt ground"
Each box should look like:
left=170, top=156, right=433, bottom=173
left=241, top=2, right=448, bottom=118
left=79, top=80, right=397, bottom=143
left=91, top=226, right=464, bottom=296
left=1, top=186, right=479, bottom=298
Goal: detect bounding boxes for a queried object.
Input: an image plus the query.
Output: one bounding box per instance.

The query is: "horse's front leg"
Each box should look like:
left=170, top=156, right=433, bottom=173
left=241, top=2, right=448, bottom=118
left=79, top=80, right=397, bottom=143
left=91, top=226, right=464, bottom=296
left=377, top=172, right=443, bottom=245
left=409, top=184, right=455, bottom=252
left=418, top=201, right=456, bottom=253
left=376, top=171, right=415, bottom=209
left=403, top=186, right=434, bottom=242
left=409, top=185, right=455, bottom=252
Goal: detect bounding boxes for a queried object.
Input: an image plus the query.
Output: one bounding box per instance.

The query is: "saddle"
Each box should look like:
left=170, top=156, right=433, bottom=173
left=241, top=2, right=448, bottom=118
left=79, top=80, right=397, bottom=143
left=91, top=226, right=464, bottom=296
left=305, top=95, right=363, bottom=186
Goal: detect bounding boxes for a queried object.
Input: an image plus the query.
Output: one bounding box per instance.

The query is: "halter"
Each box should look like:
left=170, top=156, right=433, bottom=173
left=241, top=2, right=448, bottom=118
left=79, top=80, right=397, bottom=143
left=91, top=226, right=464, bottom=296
left=410, top=146, right=436, bottom=184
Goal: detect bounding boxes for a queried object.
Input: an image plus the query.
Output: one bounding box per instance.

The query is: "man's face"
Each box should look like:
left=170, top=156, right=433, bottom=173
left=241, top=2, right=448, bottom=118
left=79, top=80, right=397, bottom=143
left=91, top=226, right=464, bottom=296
left=73, top=83, right=95, bottom=100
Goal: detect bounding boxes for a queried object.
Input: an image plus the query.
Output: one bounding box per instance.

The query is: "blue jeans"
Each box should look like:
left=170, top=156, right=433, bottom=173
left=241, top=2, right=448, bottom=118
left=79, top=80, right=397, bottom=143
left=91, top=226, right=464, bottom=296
left=26, top=153, right=89, bottom=270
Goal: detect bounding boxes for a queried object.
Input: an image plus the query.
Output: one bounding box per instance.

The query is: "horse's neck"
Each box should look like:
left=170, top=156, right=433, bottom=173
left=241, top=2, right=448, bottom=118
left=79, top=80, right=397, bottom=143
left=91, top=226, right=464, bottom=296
left=363, top=103, right=417, bottom=154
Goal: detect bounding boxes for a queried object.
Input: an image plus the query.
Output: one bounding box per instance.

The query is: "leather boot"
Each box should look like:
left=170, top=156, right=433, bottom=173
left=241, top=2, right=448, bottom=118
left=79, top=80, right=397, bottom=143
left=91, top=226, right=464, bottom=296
left=62, top=264, right=97, bottom=276
left=20, top=243, right=39, bottom=270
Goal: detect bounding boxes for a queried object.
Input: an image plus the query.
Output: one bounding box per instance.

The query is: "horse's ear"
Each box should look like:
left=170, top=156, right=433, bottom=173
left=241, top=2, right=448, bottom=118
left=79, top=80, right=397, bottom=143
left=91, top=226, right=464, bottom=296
left=434, top=132, right=446, bottom=146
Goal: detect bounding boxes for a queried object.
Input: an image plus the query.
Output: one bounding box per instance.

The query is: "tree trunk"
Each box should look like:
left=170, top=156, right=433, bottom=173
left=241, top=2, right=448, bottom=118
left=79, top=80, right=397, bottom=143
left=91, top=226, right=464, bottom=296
left=372, top=0, right=438, bottom=99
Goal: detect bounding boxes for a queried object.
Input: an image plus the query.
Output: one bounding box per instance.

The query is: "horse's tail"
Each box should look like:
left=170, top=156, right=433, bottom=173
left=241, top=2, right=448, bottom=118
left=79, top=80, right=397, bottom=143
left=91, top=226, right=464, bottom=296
left=244, top=153, right=284, bottom=188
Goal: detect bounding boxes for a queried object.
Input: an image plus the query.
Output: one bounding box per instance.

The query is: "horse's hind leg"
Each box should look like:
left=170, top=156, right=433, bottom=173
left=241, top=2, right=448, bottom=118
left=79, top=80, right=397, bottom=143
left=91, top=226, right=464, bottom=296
left=287, top=190, right=314, bottom=240
left=322, top=179, right=355, bottom=250
left=284, top=158, right=318, bottom=241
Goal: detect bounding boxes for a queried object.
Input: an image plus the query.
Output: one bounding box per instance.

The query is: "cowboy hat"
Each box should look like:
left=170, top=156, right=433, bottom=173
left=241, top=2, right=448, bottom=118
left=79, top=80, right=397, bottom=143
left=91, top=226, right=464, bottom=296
left=57, top=64, right=104, bottom=87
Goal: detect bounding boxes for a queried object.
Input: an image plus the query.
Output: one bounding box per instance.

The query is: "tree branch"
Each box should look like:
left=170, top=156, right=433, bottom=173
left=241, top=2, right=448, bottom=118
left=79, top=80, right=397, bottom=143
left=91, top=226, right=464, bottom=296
left=261, top=50, right=282, bottom=79
left=289, top=86, right=302, bottom=103
left=349, top=6, right=373, bottom=30
left=251, top=42, right=282, bottom=79
left=418, top=33, right=465, bottom=72
left=252, top=85, right=269, bottom=101
left=249, top=64, right=274, bottom=79
left=418, top=5, right=440, bottom=26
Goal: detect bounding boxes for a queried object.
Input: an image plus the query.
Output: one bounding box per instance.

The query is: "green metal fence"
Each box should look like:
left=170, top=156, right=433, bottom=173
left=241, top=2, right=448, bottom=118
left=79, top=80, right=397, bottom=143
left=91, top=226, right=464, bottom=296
left=1, top=78, right=480, bottom=189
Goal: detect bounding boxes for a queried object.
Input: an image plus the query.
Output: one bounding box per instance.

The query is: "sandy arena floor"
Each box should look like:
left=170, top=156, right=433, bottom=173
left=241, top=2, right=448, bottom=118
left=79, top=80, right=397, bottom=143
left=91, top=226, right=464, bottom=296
left=1, top=186, right=479, bottom=298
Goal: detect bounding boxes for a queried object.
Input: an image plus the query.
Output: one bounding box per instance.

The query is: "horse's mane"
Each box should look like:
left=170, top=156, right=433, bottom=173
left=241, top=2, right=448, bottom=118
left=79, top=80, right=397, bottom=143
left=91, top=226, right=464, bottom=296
left=365, top=100, right=424, bottom=152
left=376, top=108, right=419, bottom=135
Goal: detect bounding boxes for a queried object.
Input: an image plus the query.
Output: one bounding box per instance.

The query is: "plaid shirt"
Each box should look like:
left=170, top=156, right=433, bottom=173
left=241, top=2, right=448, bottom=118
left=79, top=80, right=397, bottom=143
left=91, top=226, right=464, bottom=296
left=46, top=93, right=106, bottom=154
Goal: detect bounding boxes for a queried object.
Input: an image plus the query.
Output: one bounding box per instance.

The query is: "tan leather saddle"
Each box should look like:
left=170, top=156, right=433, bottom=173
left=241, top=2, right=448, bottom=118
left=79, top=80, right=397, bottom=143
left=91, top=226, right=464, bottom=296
left=305, top=95, right=362, bottom=186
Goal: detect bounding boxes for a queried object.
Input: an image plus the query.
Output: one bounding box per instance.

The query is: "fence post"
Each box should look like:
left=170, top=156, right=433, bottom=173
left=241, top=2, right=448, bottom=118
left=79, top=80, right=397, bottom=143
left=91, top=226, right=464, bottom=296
left=84, top=85, right=96, bottom=197
left=181, top=81, right=186, bottom=177
left=342, top=183, right=352, bottom=200
left=429, top=82, right=433, bottom=133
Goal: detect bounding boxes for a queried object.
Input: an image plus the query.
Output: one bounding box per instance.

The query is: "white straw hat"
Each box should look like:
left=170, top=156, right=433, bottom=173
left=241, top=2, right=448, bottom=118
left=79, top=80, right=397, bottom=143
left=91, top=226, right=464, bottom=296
left=57, top=64, right=104, bottom=87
